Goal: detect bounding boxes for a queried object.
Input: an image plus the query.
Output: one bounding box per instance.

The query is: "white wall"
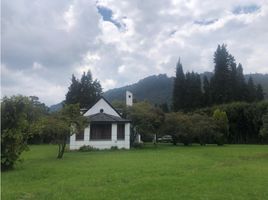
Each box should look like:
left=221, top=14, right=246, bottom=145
left=70, top=123, right=131, bottom=150
left=83, top=98, right=120, bottom=117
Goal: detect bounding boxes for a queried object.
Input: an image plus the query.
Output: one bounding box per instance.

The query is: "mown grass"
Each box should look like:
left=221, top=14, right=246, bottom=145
left=2, top=144, right=268, bottom=200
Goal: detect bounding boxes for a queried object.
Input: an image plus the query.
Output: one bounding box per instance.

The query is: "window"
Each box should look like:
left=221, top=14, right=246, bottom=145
left=117, top=124, right=125, bottom=140
left=76, top=130, right=84, bottom=141
left=90, top=124, right=111, bottom=140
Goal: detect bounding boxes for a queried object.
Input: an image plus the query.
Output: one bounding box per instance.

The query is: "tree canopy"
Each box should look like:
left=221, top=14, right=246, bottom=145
left=33, top=104, right=87, bottom=159
left=65, top=70, right=103, bottom=109
left=1, top=95, right=48, bottom=171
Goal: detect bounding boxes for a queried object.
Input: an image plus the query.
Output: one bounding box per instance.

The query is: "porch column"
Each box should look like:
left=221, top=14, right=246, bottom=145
left=112, top=123, right=117, bottom=143
left=84, top=125, right=90, bottom=141
left=70, top=133, right=76, bottom=150
left=125, top=123, right=130, bottom=149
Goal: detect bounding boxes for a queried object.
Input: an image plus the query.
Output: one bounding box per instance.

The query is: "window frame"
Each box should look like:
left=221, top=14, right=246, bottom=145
left=90, top=123, right=112, bottom=141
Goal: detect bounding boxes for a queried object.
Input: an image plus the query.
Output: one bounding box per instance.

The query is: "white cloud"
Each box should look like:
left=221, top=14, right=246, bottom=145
left=32, top=62, right=44, bottom=70
left=2, top=0, right=268, bottom=106
left=102, top=79, right=117, bottom=90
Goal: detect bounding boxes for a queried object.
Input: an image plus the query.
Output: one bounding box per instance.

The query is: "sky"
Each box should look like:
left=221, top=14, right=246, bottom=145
left=2, top=0, right=268, bottom=106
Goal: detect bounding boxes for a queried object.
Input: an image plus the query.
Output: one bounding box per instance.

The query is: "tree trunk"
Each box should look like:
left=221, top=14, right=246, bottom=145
left=57, top=139, right=66, bottom=159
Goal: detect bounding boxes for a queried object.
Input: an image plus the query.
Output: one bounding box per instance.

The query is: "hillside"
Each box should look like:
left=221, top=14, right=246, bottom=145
left=50, top=73, right=268, bottom=111
left=103, top=74, right=173, bottom=105
left=103, top=73, right=268, bottom=105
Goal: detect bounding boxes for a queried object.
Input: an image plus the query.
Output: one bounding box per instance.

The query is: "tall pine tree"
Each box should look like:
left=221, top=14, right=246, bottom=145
left=256, top=84, right=264, bottom=101
left=211, top=44, right=232, bottom=104
left=236, top=63, right=247, bottom=100
left=173, top=59, right=185, bottom=111
left=203, top=75, right=211, bottom=106
left=65, top=70, right=102, bottom=109
left=246, top=77, right=257, bottom=102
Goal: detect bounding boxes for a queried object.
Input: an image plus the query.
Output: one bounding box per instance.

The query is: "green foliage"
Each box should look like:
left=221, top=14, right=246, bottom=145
left=173, top=61, right=203, bottom=111
left=173, top=59, right=185, bottom=111
left=103, top=73, right=267, bottom=110
left=34, top=104, right=87, bottom=159
left=104, top=74, right=173, bottom=107
left=259, top=111, right=268, bottom=142
left=78, top=145, right=96, bottom=152
left=132, top=142, right=144, bottom=148
left=65, top=70, right=102, bottom=109
left=128, top=101, right=164, bottom=143
left=213, top=109, right=229, bottom=144
left=162, top=112, right=196, bottom=145
left=203, top=75, right=211, bottom=106
left=1, top=95, right=48, bottom=171
left=110, top=146, right=119, bottom=150
left=191, top=114, right=220, bottom=145
left=162, top=112, right=225, bottom=146
left=198, top=101, right=268, bottom=143
left=171, top=45, right=265, bottom=111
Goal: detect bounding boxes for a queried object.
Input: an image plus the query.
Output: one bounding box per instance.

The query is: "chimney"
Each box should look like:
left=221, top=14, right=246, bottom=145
left=126, top=91, right=133, bottom=106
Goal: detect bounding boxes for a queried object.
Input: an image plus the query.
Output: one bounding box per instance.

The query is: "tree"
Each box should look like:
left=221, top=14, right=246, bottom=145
left=203, top=76, right=211, bottom=106
left=246, top=77, right=257, bottom=102
left=236, top=63, right=247, bottom=101
left=184, top=72, right=203, bottom=110
left=35, top=104, right=87, bottom=159
left=259, top=111, right=268, bottom=142
left=160, top=102, right=169, bottom=113
left=173, top=59, right=185, bottom=111
left=212, top=109, right=229, bottom=145
left=65, top=75, right=81, bottom=105
left=65, top=70, right=103, bottom=109
left=256, top=84, right=264, bottom=101
left=1, top=95, right=44, bottom=171
left=162, top=112, right=194, bottom=145
left=191, top=114, right=219, bottom=145
left=128, top=101, right=164, bottom=143
left=229, top=55, right=237, bottom=101
left=211, top=44, right=232, bottom=104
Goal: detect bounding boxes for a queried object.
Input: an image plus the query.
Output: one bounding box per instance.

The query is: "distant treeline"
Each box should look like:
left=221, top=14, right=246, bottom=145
left=173, top=44, right=264, bottom=112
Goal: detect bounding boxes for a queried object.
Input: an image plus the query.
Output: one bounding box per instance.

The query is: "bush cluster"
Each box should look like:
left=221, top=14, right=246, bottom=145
left=78, top=145, right=97, bottom=152
left=161, top=111, right=228, bottom=146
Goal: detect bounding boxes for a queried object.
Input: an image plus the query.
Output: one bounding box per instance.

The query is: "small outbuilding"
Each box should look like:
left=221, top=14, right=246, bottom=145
left=70, top=93, right=132, bottom=150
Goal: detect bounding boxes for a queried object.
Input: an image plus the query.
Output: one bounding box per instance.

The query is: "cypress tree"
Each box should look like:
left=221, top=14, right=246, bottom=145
left=203, top=76, right=211, bottom=106
left=184, top=72, right=202, bottom=110
left=236, top=63, right=247, bottom=101
left=211, top=44, right=233, bottom=104
left=246, top=77, right=257, bottom=102
left=173, top=59, right=185, bottom=111
left=66, top=74, right=81, bottom=105
left=65, top=70, right=102, bottom=109
left=228, top=55, right=237, bottom=101
left=256, top=84, right=264, bottom=101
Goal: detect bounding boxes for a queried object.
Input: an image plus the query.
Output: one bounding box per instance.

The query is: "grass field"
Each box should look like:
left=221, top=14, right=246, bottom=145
left=2, top=144, right=268, bottom=200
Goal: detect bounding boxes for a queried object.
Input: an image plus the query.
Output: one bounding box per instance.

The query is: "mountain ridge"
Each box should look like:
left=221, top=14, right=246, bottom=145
left=50, top=73, right=268, bottom=111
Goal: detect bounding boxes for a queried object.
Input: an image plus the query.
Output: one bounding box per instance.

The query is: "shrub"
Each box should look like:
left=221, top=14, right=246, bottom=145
left=1, top=96, right=33, bottom=171
left=110, top=146, right=118, bottom=150
left=132, top=142, right=144, bottom=149
left=197, top=101, right=268, bottom=144
left=79, top=145, right=96, bottom=152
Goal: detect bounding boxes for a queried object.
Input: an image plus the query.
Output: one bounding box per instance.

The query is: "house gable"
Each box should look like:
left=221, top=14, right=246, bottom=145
left=83, top=97, right=121, bottom=117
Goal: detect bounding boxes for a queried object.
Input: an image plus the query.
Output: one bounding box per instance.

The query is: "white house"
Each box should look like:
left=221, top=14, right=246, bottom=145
left=70, top=92, right=132, bottom=150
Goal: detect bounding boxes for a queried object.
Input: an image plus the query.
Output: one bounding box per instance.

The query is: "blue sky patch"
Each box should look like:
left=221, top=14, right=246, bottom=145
left=233, top=4, right=260, bottom=14
left=97, top=6, right=121, bottom=29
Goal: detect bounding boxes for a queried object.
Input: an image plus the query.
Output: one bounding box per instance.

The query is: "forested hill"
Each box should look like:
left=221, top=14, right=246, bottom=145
left=103, top=73, right=268, bottom=105
left=49, top=73, right=268, bottom=111
left=103, top=74, right=174, bottom=105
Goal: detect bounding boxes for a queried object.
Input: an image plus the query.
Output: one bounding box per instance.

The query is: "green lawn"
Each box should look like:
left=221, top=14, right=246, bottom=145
left=2, top=144, right=268, bottom=200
